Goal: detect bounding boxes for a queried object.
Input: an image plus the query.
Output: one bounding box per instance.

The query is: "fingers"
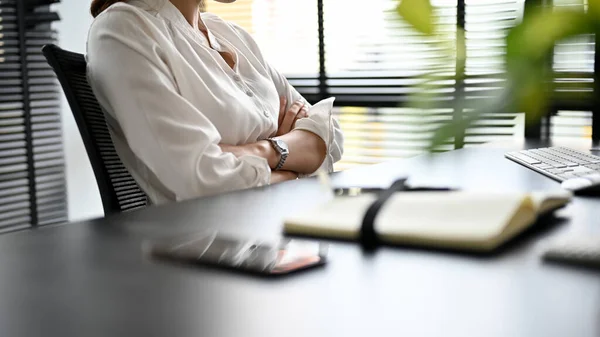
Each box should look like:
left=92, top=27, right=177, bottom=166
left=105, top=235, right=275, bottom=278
left=278, top=96, right=287, bottom=127
left=292, top=105, right=309, bottom=128
left=276, top=98, right=310, bottom=136
left=278, top=100, right=304, bottom=136
left=298, top=105, right=308, bottom=118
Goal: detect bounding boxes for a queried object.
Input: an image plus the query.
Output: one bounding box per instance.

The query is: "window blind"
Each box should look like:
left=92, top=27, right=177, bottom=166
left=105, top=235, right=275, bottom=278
left=321, top=0, right=456, bottom=168
left=0, top=0, right=66, bottom=232
left=205, top=0, right=594, bottom=169
left=463, top=0, right=523, bottom=147
left=550, top=0, right=595, bottom=139
left=205, top=0, right=321, bottom=101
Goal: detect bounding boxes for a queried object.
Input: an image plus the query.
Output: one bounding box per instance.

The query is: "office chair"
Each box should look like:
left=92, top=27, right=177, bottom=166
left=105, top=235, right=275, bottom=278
left=42, top=44, right=148, bottom=216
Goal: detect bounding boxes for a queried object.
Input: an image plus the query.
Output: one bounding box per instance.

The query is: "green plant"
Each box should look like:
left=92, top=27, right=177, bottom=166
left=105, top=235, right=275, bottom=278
left=396, top=0, right=600, bottom=149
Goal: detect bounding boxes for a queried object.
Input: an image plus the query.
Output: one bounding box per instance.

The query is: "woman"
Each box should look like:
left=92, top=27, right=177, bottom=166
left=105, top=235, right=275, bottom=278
left=87, top=0, right=344, bottom=205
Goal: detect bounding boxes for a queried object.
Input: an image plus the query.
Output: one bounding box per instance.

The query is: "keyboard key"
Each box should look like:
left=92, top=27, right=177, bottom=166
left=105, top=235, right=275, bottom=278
left=547, top=168, right=565, bottom=175
left=510, top=152, right=541, bottom=164
left=571, top=166, right=595, bottom=174
left=536, top=149, right=579, bottom=166
left=551, top=158, right=578, bottom=167
left=557, top=172, right=579, bottom=180
left=566, top=158, right=589, bottom=165
left=525, top=150, right=567, bottom=167
left=553, top=148, right=593, bottom=164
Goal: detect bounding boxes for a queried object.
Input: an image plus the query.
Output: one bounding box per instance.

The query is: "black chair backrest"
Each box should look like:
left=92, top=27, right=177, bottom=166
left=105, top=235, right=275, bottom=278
left=42, top=44, right=148, bottom=216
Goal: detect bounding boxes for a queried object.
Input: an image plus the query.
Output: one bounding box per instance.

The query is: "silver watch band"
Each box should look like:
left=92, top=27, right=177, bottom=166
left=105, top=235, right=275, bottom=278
left=268, top=138, right=288, bottom=170
left=275, top=157, right=286, bottom=170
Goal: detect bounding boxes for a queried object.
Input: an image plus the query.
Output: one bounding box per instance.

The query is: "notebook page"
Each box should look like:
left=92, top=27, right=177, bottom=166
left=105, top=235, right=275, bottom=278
left=529, top=191, right=572, bottom=214
left=377, top=192, right=527, bottom=241
left=284, top=192, right=531, bottom=244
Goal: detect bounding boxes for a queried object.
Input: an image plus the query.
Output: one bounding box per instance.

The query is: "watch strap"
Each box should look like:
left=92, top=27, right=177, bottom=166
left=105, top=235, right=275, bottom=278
left=268, top=138, right=288, bottom=170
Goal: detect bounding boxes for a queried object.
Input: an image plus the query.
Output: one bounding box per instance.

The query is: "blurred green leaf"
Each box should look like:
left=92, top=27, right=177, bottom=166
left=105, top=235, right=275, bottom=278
left=427, top=85, right=516, bottom=149
left=397, top=2, right=600, bottom=151
left=397, top=0, right=434, bottom=35
left=519, top=75, right=550, bottom=124
left=507, top=10, right=593, bottom=62
left=506, top=9, right=594, bottom=122
left=428, top=113, right=478, bottom=151
left=589, top=0, right=600, bottom=19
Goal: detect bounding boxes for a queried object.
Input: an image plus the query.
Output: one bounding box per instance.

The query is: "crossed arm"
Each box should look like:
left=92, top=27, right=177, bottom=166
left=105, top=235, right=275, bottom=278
left=219, top=97, right=327, bottom=183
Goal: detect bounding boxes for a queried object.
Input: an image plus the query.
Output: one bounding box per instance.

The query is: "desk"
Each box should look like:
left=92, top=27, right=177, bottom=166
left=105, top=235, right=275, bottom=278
left=0, top=141, right=598, bottom=337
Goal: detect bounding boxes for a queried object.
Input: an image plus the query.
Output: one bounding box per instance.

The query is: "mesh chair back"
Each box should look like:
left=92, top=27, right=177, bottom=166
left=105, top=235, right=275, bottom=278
left=42, top=44, right=148, bottom=215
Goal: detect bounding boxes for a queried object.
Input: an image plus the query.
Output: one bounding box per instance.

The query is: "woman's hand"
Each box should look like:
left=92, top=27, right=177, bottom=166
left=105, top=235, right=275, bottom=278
left=275, top=96, right=308, bottom=136
left=220, top=141, right=281, bottom=170
left=219, top=143, right=300, bottom=182
left=219, top=129, right=326, bottom=175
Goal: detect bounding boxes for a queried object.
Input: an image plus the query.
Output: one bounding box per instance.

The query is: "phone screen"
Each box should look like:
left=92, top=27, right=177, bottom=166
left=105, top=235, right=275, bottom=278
left=333, top=187, right=383, bottom=196
left=146, top=232, right=327, bottom=276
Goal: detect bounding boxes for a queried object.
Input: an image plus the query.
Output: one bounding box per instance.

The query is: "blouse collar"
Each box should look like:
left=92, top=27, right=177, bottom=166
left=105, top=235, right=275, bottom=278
left=131, top=0, right=223, bottom=51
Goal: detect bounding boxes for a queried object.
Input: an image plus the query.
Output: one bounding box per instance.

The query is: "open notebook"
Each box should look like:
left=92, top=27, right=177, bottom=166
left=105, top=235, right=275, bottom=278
left=284, top=191, right=571, bottom=252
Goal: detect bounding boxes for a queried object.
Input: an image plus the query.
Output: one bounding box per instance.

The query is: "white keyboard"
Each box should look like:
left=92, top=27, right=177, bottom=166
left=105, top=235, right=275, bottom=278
left=505, top=147, right=600, bottom=182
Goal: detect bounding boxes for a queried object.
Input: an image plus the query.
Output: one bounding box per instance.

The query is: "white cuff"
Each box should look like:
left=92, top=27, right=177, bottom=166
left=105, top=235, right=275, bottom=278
left=294, top=97, right=336, bottom=175
left=239, top=154, right=272, bottom=186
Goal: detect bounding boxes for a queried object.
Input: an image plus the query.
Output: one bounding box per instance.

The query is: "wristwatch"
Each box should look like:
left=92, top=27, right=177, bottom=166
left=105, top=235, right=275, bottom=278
left=267, top=138, right=289, bottom=170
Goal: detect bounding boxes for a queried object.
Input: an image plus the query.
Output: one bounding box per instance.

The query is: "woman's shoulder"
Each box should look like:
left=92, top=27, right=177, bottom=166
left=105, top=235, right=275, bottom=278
left=89, top=2, right=157, bottom=37
left=200, top=12, right=226, bottom=26
left=201, top=12, right=266, bottom=64
left=202, top=12, right=258, bottom=51
left=201, top=12, right=250, bottom=37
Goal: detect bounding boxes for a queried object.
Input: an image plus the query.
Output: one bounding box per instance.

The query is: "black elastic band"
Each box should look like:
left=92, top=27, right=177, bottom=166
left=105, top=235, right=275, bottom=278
left=359, top=180, right=456, bottom=252
left=359, top=179, right=408, bottom=252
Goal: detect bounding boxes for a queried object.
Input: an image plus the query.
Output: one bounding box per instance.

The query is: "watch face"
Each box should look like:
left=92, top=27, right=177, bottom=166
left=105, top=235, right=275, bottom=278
left=275, top=139, right=289, bottom=154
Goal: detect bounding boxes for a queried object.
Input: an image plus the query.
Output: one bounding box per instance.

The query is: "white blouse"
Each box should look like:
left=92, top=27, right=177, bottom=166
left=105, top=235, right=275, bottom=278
left=86, top=0, right=344, bottom=205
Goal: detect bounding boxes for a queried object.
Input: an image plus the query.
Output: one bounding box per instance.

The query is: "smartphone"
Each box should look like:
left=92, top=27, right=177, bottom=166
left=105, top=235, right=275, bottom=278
left=333, top=186, right=456, bottom=196
left=333, top=187, right=384, bottom=196
left=145, top=232, right=328, bottom=276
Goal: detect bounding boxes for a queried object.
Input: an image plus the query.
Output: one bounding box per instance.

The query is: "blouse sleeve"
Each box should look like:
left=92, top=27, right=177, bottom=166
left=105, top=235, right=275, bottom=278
left=87, top=9, right=270, bottom=201
left=229, top=21, right=345, bottom=173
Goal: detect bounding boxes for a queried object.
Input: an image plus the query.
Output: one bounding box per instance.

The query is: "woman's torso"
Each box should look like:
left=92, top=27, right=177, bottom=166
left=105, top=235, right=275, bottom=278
left=117, top=0, right=280, bottom=144
left=86, top=0, right=282, bottom=203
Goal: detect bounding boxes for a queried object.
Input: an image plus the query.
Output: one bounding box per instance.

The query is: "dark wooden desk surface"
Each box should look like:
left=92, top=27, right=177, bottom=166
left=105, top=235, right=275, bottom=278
left=0, top=140, right=599, bottom=337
